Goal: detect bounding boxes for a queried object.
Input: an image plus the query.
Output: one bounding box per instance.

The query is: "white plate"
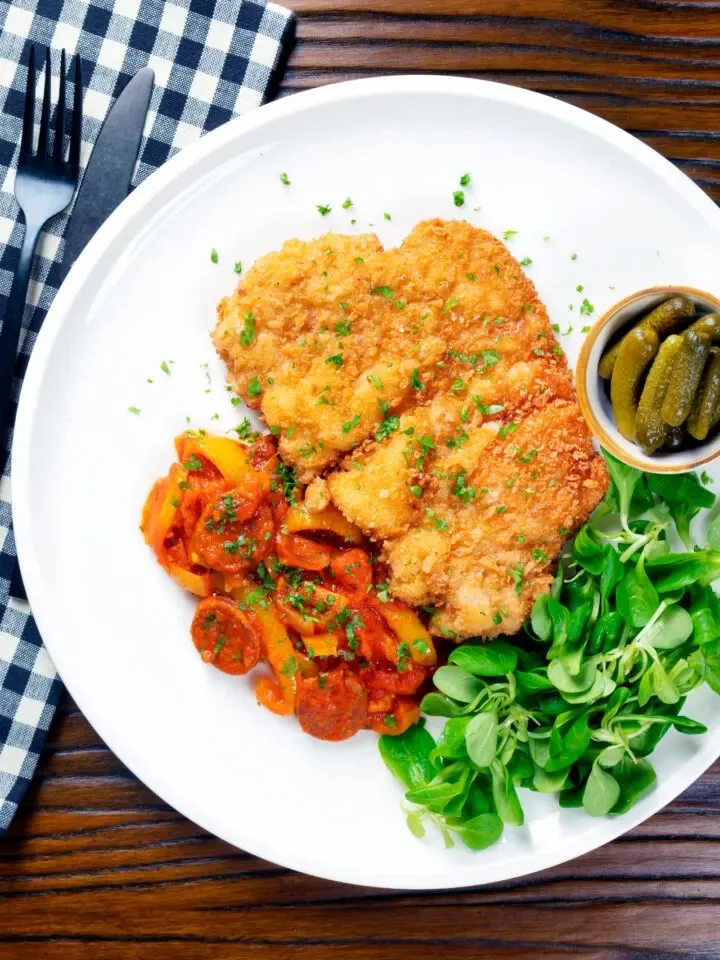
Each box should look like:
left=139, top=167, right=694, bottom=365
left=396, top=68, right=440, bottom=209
left=13, top=76, right=720, bottom=890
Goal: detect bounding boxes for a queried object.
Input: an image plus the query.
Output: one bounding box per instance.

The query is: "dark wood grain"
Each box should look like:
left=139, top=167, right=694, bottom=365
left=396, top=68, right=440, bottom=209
left=5, top=2, right=720, bottom=957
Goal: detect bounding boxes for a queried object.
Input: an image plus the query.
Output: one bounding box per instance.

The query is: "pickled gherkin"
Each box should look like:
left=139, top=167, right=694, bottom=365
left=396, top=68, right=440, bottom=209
left=635, top=334, right=682, bottom=454
left=598, top=296, right=695, bottom=379
left=688, top=313, right=720, bottom=343
left=610, top=326, right=659, bottom=441
left=687, top=347, right=720, bottom=441
left=661, top=330, right=710, bottom=428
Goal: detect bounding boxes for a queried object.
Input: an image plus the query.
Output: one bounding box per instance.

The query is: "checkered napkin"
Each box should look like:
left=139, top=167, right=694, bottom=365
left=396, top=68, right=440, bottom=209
left=0, top=0, right=295, bottom=832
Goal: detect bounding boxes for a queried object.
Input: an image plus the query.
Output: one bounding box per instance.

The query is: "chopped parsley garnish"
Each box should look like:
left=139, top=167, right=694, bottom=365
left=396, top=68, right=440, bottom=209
left=517, top=448, right=537, bottom=463
left=317, top=204, right=331, bottom=216
left=453, top=190, right=465, bottom=207
left=579, top=298, right=595, bottom=316
left=460, top=406, right=470, bottom=423
left=183, top=455, right=203, bottom=472
left=128, top=405, right=141, bottom=415
left=234, top=261, right=243, bottom=274
left=479, top=349, right=501, bottom=371
left=355, top=256, right=364, bottom=264
left=445, top=429, right=469, bottom=449
left=160, top=361, right=171, bottom=375
left=335, top=320, right=351, bottom=338
left=426, top=508, right=449, bottom=531
left=210, top=248, right=219, bottom=263
left=498, top=422, right=518, bottom=439
left=376, top=416, right=400, bottom=441
left=275, top=461, right=298, bottom=504
left=368, top=374, right=383, bottom=390
left=450, top=377, right=466, bottom=394
left=571, top=253, right=578, bottom=260
left=370, top=286, right=393, bottom=298
left=342, top=414, right=362, bottom=434
left=326, top=353, right=344, bottom=368
left=232, top=418, right=259, bottom=441
left=384, top=212, right=392, bottom=220
left=342, top=197, right=353, bottom=209
left=247, top=377, right=261, bottom=397
left=459, top=172, right=471, bottom=187
left=509, top=562, right=524, bottom=595
left=447, top=349, right=477, bottom=365
left=280, top=172, right=291, bottom=185
left=224, top=534, right=256, bottom=557
left=466, top=272, right=477, bottom=281
left=519, top=257, right=532, bottom=267
left=496, top=505, right=507, bottom=515
left=410, top=368, right=424, bottom=392
left=451, top=469, right=476, bottom=504
left=442, top=296, right=459, bottom=314
left=409, top=484, right=423, bottom=498
left=532, top=548, right=549, bottom=562
left=239, top=312, right=255, bottom=346
left=280, top=656, right=298, bottom=676
left=472, top=396, right=504, bottom=416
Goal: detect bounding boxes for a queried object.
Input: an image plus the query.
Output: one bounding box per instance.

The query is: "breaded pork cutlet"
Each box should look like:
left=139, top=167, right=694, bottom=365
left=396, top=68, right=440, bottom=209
left=214, top=219, right=608, bottom=639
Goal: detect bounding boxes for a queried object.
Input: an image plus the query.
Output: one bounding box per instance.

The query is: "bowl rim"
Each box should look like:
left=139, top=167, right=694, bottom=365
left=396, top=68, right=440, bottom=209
left=576, top=284, right=720, bottom=474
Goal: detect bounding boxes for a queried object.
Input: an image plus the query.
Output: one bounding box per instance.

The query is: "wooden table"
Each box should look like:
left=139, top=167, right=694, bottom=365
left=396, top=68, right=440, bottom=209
left=4, top=3, right=720, bottom=957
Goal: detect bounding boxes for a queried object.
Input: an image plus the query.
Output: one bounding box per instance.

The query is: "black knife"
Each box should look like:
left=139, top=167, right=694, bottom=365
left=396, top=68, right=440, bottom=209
left=11, top=67, right=154, bottom=601
left=57, top=66, right=154, bottom=283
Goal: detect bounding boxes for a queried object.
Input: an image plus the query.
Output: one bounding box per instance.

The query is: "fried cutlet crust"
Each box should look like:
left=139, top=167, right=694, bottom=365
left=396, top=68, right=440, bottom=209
left=214, top=219, right=608, bottom=638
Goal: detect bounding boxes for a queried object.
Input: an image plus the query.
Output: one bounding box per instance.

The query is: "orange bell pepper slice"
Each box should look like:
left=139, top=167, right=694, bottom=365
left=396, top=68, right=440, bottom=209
left=285, top=503, right=364, bottom=544
left=368, top=697, right=421, bottom=735
left=372, top=598, right=437, bottom=666
left=167, top=564, right=212, bottom=597
left=176, top=433, right=270, bottom=492
left=305, top=632, right=339, bottom=658
left=142, top=463, right=185, bottom=561
left=254, top=605, right=298, bottom=716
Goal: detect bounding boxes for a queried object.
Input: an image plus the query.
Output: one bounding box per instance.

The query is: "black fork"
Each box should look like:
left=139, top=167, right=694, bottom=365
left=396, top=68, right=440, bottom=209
left=0, top=45, right=83, bottom=473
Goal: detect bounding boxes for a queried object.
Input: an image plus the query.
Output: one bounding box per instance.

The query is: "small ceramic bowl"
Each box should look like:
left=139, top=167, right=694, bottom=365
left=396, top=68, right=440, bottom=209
left=576, top=285, right=720, bottom=474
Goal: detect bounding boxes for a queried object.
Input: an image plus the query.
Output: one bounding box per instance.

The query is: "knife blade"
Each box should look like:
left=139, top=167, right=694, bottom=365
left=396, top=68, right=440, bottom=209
left=58, top=66, right=154, bottom=282
left=10, top=67, right=154, bottom=602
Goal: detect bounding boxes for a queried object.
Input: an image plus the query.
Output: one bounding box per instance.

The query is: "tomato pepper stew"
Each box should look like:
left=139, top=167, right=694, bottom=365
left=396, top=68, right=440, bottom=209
left=142, top=432, right=439, bottom=741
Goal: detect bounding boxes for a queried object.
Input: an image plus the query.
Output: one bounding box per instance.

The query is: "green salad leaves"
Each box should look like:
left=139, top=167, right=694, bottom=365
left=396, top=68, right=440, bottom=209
left=379, top=452, right=720, bottom=850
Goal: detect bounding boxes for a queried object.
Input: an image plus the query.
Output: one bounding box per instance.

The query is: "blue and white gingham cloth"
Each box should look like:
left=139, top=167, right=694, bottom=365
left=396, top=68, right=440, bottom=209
left=0, top=0, right=295, bottom=832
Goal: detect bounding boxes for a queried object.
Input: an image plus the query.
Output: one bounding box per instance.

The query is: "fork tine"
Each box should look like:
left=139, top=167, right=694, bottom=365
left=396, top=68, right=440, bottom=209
left=36, top=47, right=51, bottom=157
left=53, top=49, right=66, bottom=164
left=68, top=54, right=83, bottom=173
left=20, top=44, right=36, bottom=158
